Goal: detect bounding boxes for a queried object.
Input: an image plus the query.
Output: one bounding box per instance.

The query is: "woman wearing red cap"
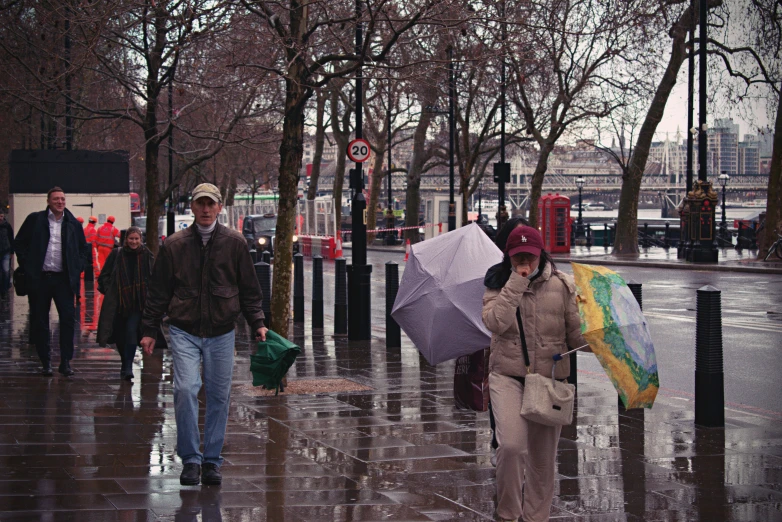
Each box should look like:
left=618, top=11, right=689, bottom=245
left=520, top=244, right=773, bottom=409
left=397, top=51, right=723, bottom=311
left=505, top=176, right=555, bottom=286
left=482, top=225, right=589, bottom=522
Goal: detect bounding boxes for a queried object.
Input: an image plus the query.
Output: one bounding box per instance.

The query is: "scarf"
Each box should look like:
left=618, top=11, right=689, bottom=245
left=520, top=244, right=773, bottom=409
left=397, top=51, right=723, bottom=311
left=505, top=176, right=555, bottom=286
left=116, top=245, right=147, bottom=316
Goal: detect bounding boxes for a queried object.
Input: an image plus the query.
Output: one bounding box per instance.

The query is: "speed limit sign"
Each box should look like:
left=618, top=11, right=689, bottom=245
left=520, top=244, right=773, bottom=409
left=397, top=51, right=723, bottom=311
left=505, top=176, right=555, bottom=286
left=347, top=138, right=371, bottom=163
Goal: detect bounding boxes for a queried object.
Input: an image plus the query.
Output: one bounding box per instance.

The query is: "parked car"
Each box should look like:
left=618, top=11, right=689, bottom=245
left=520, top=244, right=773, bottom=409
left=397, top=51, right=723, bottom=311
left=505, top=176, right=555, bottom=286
left=242, top=214, right=299, bottom=256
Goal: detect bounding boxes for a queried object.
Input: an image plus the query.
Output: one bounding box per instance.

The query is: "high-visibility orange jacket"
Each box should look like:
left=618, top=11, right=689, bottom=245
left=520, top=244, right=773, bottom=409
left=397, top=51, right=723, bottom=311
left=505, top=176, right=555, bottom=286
left=96, top=223, right=119, bottom=249
left=84, top=223, right=98, bottom=245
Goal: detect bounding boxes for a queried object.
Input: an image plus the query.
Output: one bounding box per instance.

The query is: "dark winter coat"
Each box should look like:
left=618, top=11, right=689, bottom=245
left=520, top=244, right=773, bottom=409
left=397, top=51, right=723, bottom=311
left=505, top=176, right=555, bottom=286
left=482, top=261, right=586, bottom=380
left=142, top=224, right=265, bottom=339
left=13, top=208, right=90, bottom=295
left=97, top=246, right=155, bottom=346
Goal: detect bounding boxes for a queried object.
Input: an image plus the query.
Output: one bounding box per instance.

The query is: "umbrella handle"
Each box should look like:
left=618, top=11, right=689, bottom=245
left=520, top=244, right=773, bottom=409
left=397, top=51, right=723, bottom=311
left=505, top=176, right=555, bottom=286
left=552, top=344, right=591, bottom=362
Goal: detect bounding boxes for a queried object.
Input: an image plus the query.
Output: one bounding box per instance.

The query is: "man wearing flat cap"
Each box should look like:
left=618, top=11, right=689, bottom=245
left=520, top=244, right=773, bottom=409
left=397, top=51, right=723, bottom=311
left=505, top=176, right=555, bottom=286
left=140, top=183, right=268, bottom=487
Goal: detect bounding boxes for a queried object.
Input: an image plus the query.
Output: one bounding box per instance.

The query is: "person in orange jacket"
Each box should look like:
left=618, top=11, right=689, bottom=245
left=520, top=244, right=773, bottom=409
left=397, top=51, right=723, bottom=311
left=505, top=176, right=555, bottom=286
left=96, top=216, right=120, bottom=272
left=84, top=216, right=100, bottom=278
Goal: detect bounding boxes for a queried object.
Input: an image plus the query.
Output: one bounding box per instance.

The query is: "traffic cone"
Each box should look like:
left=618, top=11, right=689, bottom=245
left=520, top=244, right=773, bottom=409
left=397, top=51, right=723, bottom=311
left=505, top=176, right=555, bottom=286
left=404, top=238, right=410, bottom=262
left=334, top=230, right=344, bottom=258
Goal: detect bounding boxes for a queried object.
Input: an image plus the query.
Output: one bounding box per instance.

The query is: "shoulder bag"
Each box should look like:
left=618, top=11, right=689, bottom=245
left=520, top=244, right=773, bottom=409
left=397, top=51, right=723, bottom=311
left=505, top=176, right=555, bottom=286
left=516, top=308, right=575, bottom=426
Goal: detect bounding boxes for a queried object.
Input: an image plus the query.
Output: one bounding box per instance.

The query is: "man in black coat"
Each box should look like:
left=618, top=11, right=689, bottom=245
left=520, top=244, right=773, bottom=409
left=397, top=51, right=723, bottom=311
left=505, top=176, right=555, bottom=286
left=14, top=187, right=90, bottom=376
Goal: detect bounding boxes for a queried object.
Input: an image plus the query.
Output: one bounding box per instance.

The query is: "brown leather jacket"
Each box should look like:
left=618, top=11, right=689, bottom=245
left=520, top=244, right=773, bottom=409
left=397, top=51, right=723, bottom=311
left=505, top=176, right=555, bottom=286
left=141, top=224, right=265, bottom=339
left=482, top=262, right=586, bottom=380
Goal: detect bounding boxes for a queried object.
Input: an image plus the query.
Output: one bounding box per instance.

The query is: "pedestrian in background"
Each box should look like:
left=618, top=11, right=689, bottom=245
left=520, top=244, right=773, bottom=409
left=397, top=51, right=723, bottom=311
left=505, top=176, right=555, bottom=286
left=482, top=225, right=589, bottom=522
left=96, top=216, right=120, bottom=272
left=84, top=216, right=100, bottom=278
left=14, top=187, right=90, bottom=376
left=140, top=183, right=267, bottom=487
left=97, top=226, right=154, bottom=381
left=0, top=211, right=14, bottom=297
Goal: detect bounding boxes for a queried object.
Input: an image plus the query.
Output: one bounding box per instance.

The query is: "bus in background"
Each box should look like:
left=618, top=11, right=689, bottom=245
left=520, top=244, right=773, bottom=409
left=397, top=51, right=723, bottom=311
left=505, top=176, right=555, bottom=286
left=130, top=192, right=141, bottom=218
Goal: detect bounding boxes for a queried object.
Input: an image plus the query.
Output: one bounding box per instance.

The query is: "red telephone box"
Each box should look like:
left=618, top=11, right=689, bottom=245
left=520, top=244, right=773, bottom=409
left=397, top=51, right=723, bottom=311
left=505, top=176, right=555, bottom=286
left=538, top=193, right=571, bottom=253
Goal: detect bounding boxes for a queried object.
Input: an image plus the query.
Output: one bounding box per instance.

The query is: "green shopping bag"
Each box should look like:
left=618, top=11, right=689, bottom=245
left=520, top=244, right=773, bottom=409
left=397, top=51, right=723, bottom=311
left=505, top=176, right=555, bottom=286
left=249, top=329, right=301, bottom=394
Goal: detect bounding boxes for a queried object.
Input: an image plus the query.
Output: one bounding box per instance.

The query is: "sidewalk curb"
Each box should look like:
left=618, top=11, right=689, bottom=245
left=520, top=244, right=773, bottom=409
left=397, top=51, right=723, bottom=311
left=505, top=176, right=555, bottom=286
left=344, top=244, right=782, bottom=274
left=550, top=256, right=782, bottom=274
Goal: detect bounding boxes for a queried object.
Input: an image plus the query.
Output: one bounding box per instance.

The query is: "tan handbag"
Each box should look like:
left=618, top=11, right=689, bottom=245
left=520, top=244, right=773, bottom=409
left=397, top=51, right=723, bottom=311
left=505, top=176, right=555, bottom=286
left=515, top=308, right=575, bottom=426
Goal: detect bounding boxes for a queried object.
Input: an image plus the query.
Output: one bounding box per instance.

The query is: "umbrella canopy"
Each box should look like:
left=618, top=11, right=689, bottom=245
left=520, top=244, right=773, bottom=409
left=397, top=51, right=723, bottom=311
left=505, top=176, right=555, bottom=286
left=392, top=223, right=503, bottom=365
left=571, top=263, right=659, bottom=409
left=250, top=330, right=301, bottom=392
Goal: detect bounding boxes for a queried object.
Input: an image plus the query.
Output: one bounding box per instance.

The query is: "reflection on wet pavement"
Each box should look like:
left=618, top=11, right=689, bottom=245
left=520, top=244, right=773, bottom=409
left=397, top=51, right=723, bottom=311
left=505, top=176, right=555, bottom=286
left=0, top=281, right=780, bottom=521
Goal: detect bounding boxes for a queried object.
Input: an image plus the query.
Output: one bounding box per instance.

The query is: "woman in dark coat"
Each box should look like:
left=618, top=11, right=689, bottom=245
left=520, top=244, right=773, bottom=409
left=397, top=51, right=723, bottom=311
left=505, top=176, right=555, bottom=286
left=97, top=227, right=154, bottom=380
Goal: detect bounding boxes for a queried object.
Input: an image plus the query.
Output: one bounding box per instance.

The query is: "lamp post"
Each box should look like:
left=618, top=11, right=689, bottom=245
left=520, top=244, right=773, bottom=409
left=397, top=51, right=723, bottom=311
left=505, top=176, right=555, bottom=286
left=386, top=78, right=396, bottom=245
left=164, top=65, right=176, bottom=238
left=347, top=0, right=372, bottom=340
left=575, top=177, right=585, bottom=238
left=718, top=172, right=729, bottom=242
left=478, top=177, right=483, bottom=223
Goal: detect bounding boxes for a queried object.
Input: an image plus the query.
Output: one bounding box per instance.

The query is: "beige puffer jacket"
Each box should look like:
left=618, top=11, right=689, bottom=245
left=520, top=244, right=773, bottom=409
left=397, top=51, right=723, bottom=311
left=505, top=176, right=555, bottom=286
left=482, top=261, right=586, bottom=380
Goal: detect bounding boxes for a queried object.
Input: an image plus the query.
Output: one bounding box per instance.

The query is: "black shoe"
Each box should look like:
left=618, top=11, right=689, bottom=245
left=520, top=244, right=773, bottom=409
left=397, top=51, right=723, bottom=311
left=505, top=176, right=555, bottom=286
left=201, top=463, right=222, bottom=486
left=41, top=362, right=53, bottom=377
left=58, top=361, right=74, bottom=376
left=123, top=372, right=133, bottom=381
left=180, top=463, right=201, bottom=486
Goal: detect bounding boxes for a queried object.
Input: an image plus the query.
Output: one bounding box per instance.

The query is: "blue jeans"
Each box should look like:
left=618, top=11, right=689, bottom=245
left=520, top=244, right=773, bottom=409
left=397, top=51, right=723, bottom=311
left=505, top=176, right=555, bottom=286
left=169, top=325, right=235, bottom=467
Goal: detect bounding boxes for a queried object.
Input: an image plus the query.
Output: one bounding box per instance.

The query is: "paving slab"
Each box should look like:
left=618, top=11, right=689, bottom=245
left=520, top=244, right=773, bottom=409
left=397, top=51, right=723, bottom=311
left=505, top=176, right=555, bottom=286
left=0, top=290, right=780, bottom=521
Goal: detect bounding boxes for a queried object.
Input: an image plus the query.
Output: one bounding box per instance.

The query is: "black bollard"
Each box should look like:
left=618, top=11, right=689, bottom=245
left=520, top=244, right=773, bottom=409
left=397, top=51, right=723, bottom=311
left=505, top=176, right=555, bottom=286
left=293, top=253, right=304, bottom=324
left=604, top=223, right=609, bottom=249
left=255, top=262, right=272, bottom=328
left=750, top=222, right=758, bottom=250
left=385, top=262, right=401, bottom=348
left=586, top=224, right=592, bottom=248
left=664, top=222, right=670, bottom=249
left=334, top=257, right=348, bottom=336
left=643, top=223, right=650, bottom=248
left=262, top=251, right=271, bottom=264
left=249, top=249, right=258, bottom=264
left=695, top=286, right=724, bottom=427
left=627, top=280, right=643, bottom=310
left=312, top=256, right=324, bottom=329
left=619, top=279, right=643, bottom=410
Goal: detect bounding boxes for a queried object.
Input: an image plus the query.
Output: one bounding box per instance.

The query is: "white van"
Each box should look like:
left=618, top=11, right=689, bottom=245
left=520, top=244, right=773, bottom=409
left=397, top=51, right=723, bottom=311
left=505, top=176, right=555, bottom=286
left=158, top=215, right=195, bottom=240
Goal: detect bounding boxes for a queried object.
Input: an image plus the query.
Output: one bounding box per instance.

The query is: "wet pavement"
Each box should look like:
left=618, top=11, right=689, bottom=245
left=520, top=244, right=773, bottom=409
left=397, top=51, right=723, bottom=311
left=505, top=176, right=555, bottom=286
left=1, top=277, right=781, bottom=521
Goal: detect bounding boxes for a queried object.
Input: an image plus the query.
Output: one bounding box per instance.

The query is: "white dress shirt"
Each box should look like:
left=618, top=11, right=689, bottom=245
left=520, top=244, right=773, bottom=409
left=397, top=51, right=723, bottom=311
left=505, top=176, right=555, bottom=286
left=43, top=209, right=64, bottom=272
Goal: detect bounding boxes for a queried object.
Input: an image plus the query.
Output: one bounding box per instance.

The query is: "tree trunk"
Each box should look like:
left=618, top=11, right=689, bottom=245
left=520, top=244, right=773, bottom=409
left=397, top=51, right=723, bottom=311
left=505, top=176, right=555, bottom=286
left=271, top=68, right=310, bottom=337
left=144, top=140, right=162, bottom=255
left=404, top=112, right=432, bottom=243
left=528, top=145, right=552, bottom=228
left=367, top=138, right=387, bottom=238
left=759, top=92, right=781, bottom=259
left=614, top=4, right=693, bottom=255
left=330, top=87, right=351, bottom=234
left=307, top=89, right=327, bottom=200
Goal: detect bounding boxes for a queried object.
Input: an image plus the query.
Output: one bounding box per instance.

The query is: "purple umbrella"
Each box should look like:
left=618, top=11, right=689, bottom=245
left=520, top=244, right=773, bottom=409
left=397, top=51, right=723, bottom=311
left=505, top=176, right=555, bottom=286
left=392, top=223, right=503, bottom=365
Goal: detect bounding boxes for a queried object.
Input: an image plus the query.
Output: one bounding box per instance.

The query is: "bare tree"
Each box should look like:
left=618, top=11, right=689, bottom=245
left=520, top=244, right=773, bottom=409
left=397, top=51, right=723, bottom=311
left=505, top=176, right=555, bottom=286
left=508, top=0, right=660, bottom=228
left=306, top=87, right=329, bottom=200
left=239, top=0, right=456, bottom=334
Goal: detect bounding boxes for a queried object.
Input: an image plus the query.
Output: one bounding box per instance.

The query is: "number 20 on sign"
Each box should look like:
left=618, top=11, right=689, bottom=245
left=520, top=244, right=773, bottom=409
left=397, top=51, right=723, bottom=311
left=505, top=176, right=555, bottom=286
left=347, top=138, right=371, bottom=163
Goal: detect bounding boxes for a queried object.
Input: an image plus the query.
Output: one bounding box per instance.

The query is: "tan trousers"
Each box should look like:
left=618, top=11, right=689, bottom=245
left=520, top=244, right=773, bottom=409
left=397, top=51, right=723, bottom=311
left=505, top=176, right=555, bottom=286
left=489, top=372, right=562, bottom=522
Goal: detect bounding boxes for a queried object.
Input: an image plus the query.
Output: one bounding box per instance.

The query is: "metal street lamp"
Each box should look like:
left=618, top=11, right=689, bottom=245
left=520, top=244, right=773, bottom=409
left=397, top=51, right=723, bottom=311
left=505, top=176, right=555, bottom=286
left=718, top=171, right=729, bottom=242
left=478, top=177, right=483, bottom=223
left=575, top=177, right=585, bottom=237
